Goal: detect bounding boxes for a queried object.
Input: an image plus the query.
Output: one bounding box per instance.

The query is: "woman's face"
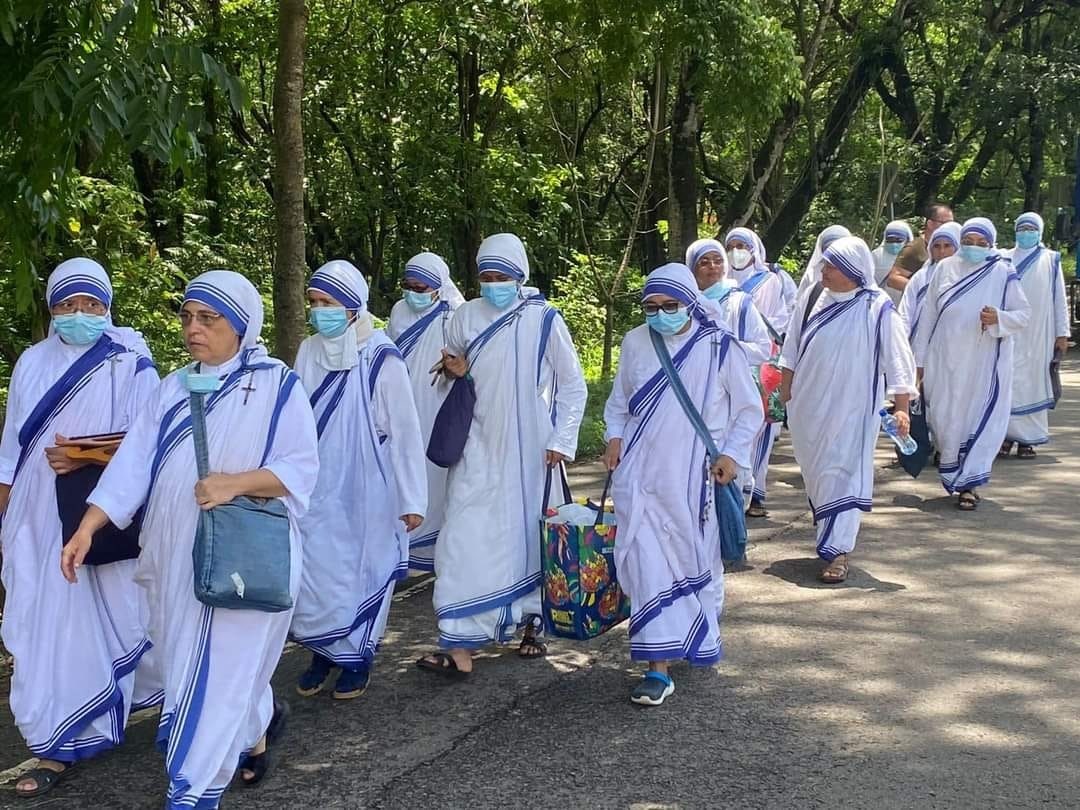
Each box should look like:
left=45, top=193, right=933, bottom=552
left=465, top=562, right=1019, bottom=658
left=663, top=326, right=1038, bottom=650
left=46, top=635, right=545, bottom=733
left=931, top=241, right=957, bottom=262
left=693, top=251, right=726, bottom=289
left=961, top=234, right=991, bottom=248
left=820, top=261, right=859, bottom=293
left=181, top=301, right=241, bottom=366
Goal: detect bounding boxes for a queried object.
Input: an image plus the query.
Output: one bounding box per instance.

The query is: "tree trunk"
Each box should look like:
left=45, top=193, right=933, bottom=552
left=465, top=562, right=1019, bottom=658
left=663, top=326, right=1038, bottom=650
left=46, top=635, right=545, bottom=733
left=667, top=55, right=701, bottom=260
left=271, top=0, right=308, bottom=364
left=762, top=0, right=913, bottom=256
left=131, top=151, right=184, bottom=256
left=950, top=127, right=1003, bottom=207
left=203, top=0, right=225, bottom=240
left=1024, top=96, right=1046, bottom=211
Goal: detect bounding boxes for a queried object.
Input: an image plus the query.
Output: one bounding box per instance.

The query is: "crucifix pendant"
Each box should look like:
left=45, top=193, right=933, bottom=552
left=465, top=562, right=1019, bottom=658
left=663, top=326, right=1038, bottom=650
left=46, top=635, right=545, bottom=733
left=242, top=376, right=256, bottom=405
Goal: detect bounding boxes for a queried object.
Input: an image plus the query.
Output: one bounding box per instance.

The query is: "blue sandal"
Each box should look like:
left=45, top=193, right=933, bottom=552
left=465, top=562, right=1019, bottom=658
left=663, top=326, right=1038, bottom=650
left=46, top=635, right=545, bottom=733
left=630, top=671, right=675, bottom=706
left=332, top=667, right=371, bottom=700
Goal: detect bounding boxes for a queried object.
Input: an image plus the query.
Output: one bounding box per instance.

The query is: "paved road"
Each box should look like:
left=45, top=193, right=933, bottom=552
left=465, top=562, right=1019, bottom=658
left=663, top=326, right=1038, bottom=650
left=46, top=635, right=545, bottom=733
left=3, top=361, right=1080, bottom=809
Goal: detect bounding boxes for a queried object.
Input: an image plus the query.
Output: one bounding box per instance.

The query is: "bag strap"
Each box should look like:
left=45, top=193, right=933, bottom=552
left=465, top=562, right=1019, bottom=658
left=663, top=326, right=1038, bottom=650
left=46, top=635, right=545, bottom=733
left=189, top=393, right=211, bottom=480
left=593, top=471, right=613, bottom=527
left=801, top=281, right=825, bottom=334
left=541, top=462, right=573, bottom=512
left=648, top=327, right=720, bottom=460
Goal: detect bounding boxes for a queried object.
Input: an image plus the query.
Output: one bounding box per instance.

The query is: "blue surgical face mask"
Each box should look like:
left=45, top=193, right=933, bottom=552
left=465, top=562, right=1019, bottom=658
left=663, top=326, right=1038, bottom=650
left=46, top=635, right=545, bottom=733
left=1015, top=231, right=1040, bottom=250
left=309, top=306, right=351, bottom=338
left=646, top=308, right=690, bottom=336
left=404, top=290, right=437, bottom=311
left=179, top=365, right=224, bottom=393
left=52, top=312, right=108, bottom=346
left=702, top=281, right=729, bottom=301
left=960, top=245, right=991, bottom=265
left=480, top=280, right=519, bottom=309
left=884, top=241, right=905, bottom=256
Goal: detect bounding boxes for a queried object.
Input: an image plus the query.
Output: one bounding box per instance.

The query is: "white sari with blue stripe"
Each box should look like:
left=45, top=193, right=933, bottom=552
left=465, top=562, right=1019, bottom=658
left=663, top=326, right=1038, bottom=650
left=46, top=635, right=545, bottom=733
left=87, top=348, right=318, bottom=809
left=0, top=333, right=158, bottom=764
left=604, top=321, right=761, bottom=664
left=432, top=294, right=587, bottom=648
left=387, top=297, right=458, bottom=571
left=913, top=254, right=1031, bottom=493
left=290, top=330, right=426, bottom=670
left=781, top=286, right=916, bottom=560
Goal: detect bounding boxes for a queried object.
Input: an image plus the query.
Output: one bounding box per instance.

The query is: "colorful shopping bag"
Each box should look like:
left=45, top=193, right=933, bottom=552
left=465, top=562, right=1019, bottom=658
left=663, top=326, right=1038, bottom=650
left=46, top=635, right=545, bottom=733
left=540, top=474, right=629, bottom=640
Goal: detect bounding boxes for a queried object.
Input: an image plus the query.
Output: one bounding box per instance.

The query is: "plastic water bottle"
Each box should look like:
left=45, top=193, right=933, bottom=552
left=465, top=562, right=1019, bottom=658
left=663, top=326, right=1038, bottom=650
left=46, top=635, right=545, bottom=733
left=879, top=408, right=918, bottom=455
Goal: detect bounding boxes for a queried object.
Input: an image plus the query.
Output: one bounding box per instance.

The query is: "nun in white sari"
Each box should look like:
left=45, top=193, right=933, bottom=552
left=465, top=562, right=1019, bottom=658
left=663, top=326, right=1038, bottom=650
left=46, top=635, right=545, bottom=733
left=796, top=225, right=852, bottom=296
left=872, top=220, right=914, bottom=304
left=1001, top=212, right=1070, bottom=455
left=912, top=218, right=1031, bottom=509
left=417, top=233, right=587, bottom=677
left=386, top=252, right=465, bottom=572
left=899, top=222, right=961, bottom=344
left=290, top=261, right=426, bottom=699
left=603, top=263, right=761, bottom=705
left=0, top=259, right=158, bottom=798
left=686, top=238, right=771, bottom=363
left=725, top=226, right=786, bottom=517
left=779, top=237, right=916, bottom=584
left=63, top=271, right=319, bottom=809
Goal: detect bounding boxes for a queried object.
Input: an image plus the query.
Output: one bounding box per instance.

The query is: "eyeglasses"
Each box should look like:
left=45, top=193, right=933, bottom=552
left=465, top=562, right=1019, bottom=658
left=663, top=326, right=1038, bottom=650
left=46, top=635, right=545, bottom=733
left=1016, top=225, right=1040, bottom=233
left=642, top=301, right=683, bottom=316
left=178, top=310, right=225, bottom=327
left=52, top=299, right=107, bottom=315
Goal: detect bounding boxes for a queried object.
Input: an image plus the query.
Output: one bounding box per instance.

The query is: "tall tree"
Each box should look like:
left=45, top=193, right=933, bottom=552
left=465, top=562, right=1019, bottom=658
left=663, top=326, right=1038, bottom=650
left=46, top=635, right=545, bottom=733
left=272, top=0, right=308, bottom=363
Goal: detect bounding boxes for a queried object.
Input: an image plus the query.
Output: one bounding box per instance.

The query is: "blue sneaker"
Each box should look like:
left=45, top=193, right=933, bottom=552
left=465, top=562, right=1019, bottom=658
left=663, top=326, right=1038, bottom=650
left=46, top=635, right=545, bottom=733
left=630, top=671, right=675, bottom=706
left=332, top=667, right=371, bottom=700
left=296, top=653, right=334, bottom=697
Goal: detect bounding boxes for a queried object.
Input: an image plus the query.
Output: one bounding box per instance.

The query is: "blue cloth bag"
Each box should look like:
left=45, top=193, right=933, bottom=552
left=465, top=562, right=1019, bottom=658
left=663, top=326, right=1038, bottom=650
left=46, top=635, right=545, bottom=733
left=189, top=393, right=293, bottom=613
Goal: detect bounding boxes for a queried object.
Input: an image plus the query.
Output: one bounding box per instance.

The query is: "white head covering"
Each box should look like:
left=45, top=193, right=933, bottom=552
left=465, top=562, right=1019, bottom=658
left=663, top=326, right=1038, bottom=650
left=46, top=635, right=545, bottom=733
left=47, top=257, right=112, bottom=309
left=1013, top=212, right=1044, bottom=259
left=405, top=252, right=465, bottom=308
left=183, top=269, right=265, bottom=351
left=803, top=225, right=851, bottom=284
left=307, top=259, right=369, bottom=312
left=822, top=236, right=877, bottom=289
left=477, top=233, right=529, bottom=282
left=929, top=221, right=962, bottom=252
left=641, top=262, right=719, bottom=328
left=685, top=238, right=728, bottom=277
left=882, top=220, right=914, bottom=244
left=960, top=216, right=997, bottom=247
left=724, top=226, right=768, bottom=273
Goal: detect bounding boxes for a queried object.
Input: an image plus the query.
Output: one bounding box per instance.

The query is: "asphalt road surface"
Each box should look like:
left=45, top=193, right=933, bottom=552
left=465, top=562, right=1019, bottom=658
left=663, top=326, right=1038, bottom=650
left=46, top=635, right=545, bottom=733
left=2, top=360, right=1079, bottom=809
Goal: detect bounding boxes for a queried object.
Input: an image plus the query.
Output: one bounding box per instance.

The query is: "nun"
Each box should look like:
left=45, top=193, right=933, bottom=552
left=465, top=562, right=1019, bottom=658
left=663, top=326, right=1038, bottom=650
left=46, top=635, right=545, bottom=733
left=416, top=233, right=587, bottom=677
left=290, top=260, right=427, bottom=699
left=62, top=270, right=319, bottom=808
left=724, top=226, right=787, bottom=518
left=796, top=225, right=852, bottom=296
left=912, top=218, right=1031, bottom=509
left=603, top=262, right=761, bottom=704
left=386, top=252, right=465, bottom=572
left=872, top=220, right=914, bottom=303
left=1, top=259, right=158, bottom=797
left=779, top=237, right=917, bottom=583
left=898, top=221, right=961, bottom=343
left=1000, top=212, right=1070, bottom=457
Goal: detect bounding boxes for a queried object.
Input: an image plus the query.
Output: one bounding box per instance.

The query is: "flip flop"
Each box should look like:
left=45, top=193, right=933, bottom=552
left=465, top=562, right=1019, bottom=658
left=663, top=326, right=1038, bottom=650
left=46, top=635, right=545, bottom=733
left=415, top=652, right=470, bottom=680
left=14, top=764, right=75, bottom=798
left=238, top=699, right=289, bottom=787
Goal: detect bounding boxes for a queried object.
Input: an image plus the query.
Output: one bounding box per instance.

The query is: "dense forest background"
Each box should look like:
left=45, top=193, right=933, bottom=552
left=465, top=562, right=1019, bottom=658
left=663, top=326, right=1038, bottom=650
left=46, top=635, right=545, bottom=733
left=3, top=0, right=1079, bottom=451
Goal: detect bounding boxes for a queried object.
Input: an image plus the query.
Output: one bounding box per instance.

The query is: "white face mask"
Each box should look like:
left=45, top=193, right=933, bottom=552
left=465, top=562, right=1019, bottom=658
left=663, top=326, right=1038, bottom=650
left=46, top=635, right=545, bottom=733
left=729, top=248, right=752, bottom=270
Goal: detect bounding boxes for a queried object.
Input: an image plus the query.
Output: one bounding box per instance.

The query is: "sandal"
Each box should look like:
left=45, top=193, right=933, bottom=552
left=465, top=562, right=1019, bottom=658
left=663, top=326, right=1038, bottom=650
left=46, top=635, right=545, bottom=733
left=415, top=652, right=470, bottom=680
left=630, top=671, right=675, bottom=706
left=332, top=667, right=370, bottom=700
left=957, top=490, right=980, bottom=511
left=819, top=554, right=849, bottom=584
left=746, top=500, right=768, bottom=519
left=998, top=441, right=1014, bottom=458
left=518, top=636, right=548, bottom=659
left=238, top=699, right=290, bottom=787
left=296, top=652, right=334, bottom=697
left=1017, top=444, right=1037, bottom=459
left=14, top=763, right=74, bottom=798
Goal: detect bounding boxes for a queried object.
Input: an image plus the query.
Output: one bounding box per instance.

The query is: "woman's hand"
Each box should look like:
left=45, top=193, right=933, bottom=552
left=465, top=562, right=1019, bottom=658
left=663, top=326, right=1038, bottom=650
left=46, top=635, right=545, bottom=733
left=195, top=474, right=239, bottom=510
left=61, top=529, right=94, bottom=583
left=401, top=514, right=423, bottom=532
left=980, top=306, right=999, bottom=328
left=711, top=455, right=737, bottom=485
left=1055, top=336, right=1069, bottom=355
left=893, top=410, right=911, bottom=438
left=45, top=435, right=90, bottom=475
left=602, top=438, right=622, bottom=472
left=441, top=349, right=467, bottom=379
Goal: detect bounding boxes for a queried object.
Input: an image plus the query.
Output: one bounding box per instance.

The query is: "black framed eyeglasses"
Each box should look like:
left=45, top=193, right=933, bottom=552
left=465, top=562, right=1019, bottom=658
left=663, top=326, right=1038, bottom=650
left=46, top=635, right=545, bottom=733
left=642, top=301, right=683, bottom=316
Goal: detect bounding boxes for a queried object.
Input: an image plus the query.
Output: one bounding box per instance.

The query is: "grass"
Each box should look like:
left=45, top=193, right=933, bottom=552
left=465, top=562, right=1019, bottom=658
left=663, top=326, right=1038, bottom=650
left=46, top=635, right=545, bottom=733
left=577, top=376, right=613, bottom=461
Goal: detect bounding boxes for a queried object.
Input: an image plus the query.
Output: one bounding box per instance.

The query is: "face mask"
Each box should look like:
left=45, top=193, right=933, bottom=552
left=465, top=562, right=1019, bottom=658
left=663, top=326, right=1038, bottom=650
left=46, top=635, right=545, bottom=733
left=884, top=241, right=904, bottom=256
left=309, top=306, right=350, bottom=338
left=52, top=312, right=108, bottom=346
left=646, top=308, right=690, bottom=336
left=960, top=245, right=991, bottom=265
left=404, top=290, right=437, bottom=311
left=480, top=280, right=519, bottom=309
left=728, top=249, right=752, bottom=270
left=1015, top=231, right=1040, bottom=250
left=702, top=281, right=730, bottom=301
left=179, top=365, right=224, bottom=393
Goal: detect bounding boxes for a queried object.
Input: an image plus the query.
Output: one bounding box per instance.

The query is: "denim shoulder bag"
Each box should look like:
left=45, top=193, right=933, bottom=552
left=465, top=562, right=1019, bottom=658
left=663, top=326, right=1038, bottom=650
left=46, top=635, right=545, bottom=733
left=189, top=391, right=293, bottom=613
